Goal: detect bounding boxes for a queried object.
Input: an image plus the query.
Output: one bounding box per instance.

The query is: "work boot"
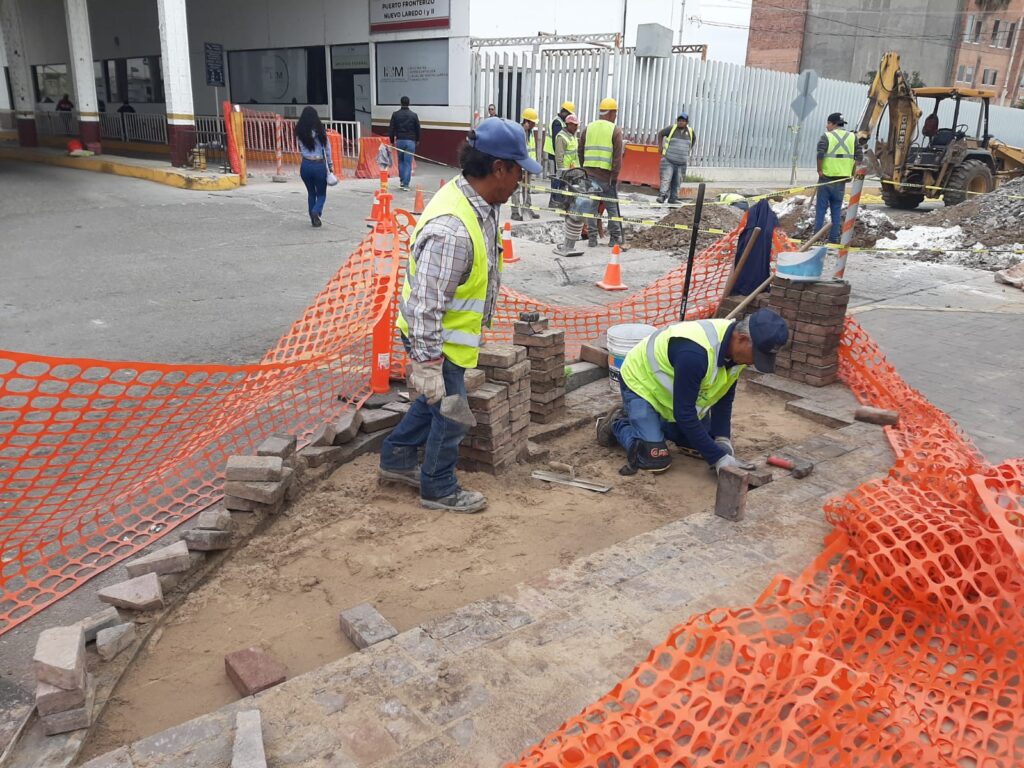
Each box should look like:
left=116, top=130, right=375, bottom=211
left=656, top=195, right=667, bottom=204
left=609, top=237, right=629, bottom=251
left=588, top=234, right=599, bottom=248
left=553, top=236, right=582, bottom=257
left=311, top=213, right=322, bottom=227
left=529, top=210, right=540, bottom=219
left=421, top=488, right=487, bottom=514
left=377, top=466, right=420, bottom=489
left=596, top=406, right=625, bottom=447
left=667, top=198, right=680, bottom=205
left=511, top=211, right=523, bottom=221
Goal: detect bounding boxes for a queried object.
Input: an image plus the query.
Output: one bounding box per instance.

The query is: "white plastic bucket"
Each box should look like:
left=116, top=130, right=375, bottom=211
left=776, top=247, right=827, bottom=281
left=606, top=323, right=658, bottom=393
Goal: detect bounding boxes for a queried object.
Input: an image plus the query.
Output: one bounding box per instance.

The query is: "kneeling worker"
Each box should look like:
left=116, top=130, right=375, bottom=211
left=379, top=118, right=542, bottom=513
left=597, top=309, right=789, bottom=473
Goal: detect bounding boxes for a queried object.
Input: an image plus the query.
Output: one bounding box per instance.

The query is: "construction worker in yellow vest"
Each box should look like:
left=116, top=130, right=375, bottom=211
left=511, top=108, right=540, bottom=221
left=579, top=97, right=626, bottom=249
left=656, top=112, right=696, bottom=204
left=596, top=309, right=790, bottom=474
left=380, top=118, right=542, bottom=513
left=544, top=100, right=576, bottom=202
left=815, top=111, right=862, bottom=244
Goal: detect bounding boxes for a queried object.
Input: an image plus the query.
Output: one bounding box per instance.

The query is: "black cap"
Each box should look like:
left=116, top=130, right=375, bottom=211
left=747, top=308, right=790, bottom=374
left=828, top=112, right=846, bottom=126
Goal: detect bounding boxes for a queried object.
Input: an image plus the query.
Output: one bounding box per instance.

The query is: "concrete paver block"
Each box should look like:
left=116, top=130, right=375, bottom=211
left=477, top=343, right=522, bottom=368
left=784, top=398, right=854, bottom=428
left=36, top=678, right=86, bottom=717
left=97, top=572, right=164, bottom=612
left=183, top=529, right=233, bottom=551
left=78, top=746, right=134, bottom=768
left=360, top=408, right=403, bottom=433
left=333, top=410, right=363, bottom=444
left=256, top=433, right=296, bottom=459
left=224, top=494, right=261, bottom=512
left=224, top=648, right=287, bottom=696
left=125, top=540, right=192, bottom=578
left=339, top=603, right=398, bottom=649
left=197, top=507, right=233, bottom=531
left=33, top=625, right=85, bottom=690
left=225, top=455, right=284, bottom=483
left=77, top=606, right=122, bottom=643
left=565, top=362, right=606, bottom=392
left=464, top=368, right=487, bottom=391
left=310, top=422, right=337, bottom=447
left=223, top=478, right=288, bottom=505
left=579, top=343, right=609, bottom=368
left=97, top=622, right=136, bottom=662
left=299, top=445, right=343, bottom=468
left=41, top=674, right=95, bottom=735
left=854, top=406, right=900, bottom=426
left=382, top=401, right=412, bottom=416
left=715, top=466, right=749, bottom=522
left=231, top=709, right=267, bottom=768
left=747, top=469, right=774, bottom=488
left=364, top=392, right=403, bottom=409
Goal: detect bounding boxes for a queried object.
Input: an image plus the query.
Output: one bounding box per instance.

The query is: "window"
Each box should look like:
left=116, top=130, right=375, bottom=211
left=375, top=39, right=448, bottom=106
left=963, top=66, right=976, bottom=84
left=964, top=15, right=975, bottom=42
left=228, top=47, right=328, bottom=105
left=1005, top=23, right=1016, bottom=49
left=957, top=64, right=967, bottom=82
left=992, top=20, right=1001, bottom=46
left=982, top=69, right=999, bottom=86
left=31, top=64, right=69, bottom=104
left=125, top=57, right=163, bottom=103
left=973, top=18, right=983, bottom=42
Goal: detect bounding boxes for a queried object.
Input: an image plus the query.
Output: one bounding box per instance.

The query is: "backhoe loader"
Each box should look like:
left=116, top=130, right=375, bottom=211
left=859, top=52, right=1024, bottom=209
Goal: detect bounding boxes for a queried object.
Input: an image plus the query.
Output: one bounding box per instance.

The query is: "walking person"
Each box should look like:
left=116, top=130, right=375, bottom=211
left=378, top=118, right=542, bottom=513
left=543, top=100, right=575, bottom=201
left=294, top=106, right=334, bottom=228
left=389, top=95, right=420, bottom=191
left=579, top=97, right=626, bottom=249
left=510, top=108, right=540, bottom=220
left=815, top=112, right=861, bottom=244
left=656, top=112, right=696, bottom=204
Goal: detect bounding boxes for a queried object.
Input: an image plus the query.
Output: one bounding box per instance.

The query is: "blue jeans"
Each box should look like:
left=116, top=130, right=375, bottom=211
left=659, top=158, right=686, bottom=201
left=815, top=180, right=845, bottom=244
left=380, top=345, right=467, bottom=500
left=611, top=381, right=697, bottom=456
left=396, top=139, right=415, bottom=187
left=300, top=158, right=327, bottom=217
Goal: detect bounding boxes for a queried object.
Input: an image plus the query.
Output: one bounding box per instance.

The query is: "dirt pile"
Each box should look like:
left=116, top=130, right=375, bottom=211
left=772, top=196, right=901, bottom=249
left=921, top=176, right=1024, bottom=248
left=629, top=204, right=743, bottom=252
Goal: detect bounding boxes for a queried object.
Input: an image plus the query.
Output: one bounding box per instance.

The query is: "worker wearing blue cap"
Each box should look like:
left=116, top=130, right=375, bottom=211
left=597, top=309, right=790, bottom=474
left=656, top=112, right=696, bottom=204
left=381, top=118, right=542, bottom=514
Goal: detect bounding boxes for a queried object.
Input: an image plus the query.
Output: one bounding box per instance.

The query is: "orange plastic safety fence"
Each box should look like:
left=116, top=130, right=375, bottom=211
left=0, top=224, right=401, bottom=635
left=239, top=108, right=359, bottom=174
left=508, top=319, right=1024, bottom=767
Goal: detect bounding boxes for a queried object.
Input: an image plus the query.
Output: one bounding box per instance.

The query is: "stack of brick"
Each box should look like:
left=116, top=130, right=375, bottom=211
left=714, top=292, right=769, bottom=319
left=33, top=625, right=95, bottom=735
left=459, top=342, right=531, bottom=474
left=768, top=276, right=851, bottom=387
left=223, top=447, right=295, bottom=515
left=512, top=315, right=566, bottom=424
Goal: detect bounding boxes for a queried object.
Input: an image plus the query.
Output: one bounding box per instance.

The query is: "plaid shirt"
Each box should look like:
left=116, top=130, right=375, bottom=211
left=404, top=175, right=502, bottom=363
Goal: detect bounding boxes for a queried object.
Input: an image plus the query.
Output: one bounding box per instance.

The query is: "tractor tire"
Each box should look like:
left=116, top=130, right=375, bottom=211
left=943, top=160, right=993, bottom=206
left=880, top=184, right=924, bottom=210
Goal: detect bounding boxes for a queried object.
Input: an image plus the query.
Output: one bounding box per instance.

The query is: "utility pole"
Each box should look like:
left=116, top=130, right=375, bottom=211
left=678, top=0, right=687, bottom=44
left=621, top=0, right=628, bottom=42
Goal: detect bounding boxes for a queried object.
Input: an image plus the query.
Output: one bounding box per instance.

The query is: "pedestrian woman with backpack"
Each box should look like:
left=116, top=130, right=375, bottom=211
left=294, top=106, right=337, bottom=227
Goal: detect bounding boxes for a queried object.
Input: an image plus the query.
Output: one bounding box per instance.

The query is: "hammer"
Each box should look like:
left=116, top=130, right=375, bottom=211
left=766, top=455, right=813, bottom=479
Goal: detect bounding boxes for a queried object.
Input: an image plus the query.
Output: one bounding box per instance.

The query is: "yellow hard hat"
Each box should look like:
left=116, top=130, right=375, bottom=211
left=599, top=97, right=618, bottom=111
left=521, top=107, right=539, bottom=123
left=561, top=101, right=576, bottom=113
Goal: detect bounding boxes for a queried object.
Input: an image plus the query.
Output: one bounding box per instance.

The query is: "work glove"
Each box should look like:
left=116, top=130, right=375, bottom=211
left=714, top=453, right=756, bottom=475
left=714, top=436, right=735, bottom=456
left=408, top=359, right=445, bottom=405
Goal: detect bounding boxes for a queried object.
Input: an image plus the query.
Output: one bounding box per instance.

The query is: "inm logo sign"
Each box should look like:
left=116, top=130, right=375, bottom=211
left=382, top=66, right=404, bottom=78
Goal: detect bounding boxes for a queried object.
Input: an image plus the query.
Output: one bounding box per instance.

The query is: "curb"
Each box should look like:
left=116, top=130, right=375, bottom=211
left=0, top=147, right=240, bottom=191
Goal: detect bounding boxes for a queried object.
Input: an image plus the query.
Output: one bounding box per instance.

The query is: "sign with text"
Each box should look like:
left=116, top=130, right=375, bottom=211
left=369, top=0, right=450, bottom=33
left=204, top=42, right=225, bottom=87
left=375, top=39, right=448, bottom=106
left=332, top=44, right=370, bottom=70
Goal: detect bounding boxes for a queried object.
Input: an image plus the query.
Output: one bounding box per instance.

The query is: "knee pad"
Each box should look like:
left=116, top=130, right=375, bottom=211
left=632, top=440, right=672, bottom=471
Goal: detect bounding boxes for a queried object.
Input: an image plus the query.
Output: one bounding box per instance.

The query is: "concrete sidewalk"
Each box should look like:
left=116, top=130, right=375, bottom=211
left=0, top=145, right=240, bottom=191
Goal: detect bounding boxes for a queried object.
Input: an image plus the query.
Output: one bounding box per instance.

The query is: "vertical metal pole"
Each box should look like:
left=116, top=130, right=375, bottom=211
left=789, top=122, right=801, bottom=186
left=679, top=181, right=706, bottom=320
left=274, top=113, right=283, bottom=176
left=833, top=161, right=865, bottom=280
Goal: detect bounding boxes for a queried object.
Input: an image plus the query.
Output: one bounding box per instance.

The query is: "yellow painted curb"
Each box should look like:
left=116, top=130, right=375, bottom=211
left=0, top=147, right=240, bottom=191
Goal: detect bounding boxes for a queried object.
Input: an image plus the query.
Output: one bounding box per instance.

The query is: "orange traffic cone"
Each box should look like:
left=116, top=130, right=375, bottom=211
left=413, top=185, right=425, bottom=214
left=366, top=190, right=381, bottom=227
left=597, top=245, right=628, bottom=291
left=379, top=169, right=388, bottom=192
left=502, top=221, right=519, bottom=265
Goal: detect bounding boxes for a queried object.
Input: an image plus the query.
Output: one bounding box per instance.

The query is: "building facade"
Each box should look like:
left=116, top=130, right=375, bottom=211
left=953, top=0, right=1024, bottom=105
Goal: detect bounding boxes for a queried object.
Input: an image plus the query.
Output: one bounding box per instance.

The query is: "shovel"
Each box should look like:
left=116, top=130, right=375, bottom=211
left=440, top=394, right=477, bottom=428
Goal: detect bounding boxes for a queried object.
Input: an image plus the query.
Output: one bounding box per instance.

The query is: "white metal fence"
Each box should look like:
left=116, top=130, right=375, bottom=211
left=34, top=110, right=78, bottom=136
left=0, top=109, right=16, bottom=131
left=473, top=47, right=1024, bottom=169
